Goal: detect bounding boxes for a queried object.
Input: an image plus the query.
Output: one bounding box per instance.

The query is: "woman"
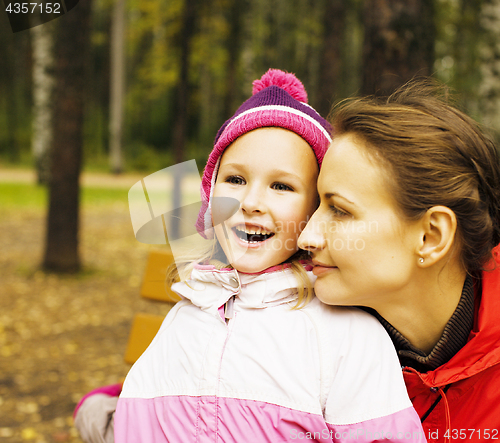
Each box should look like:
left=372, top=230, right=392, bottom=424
left=298, top=80, right=500, bottom=442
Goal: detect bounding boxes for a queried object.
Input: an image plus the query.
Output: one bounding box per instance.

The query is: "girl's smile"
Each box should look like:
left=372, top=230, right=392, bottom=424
left=213, top=127, right=319, bottom=273
left=231, top=223, right=275, bottom=246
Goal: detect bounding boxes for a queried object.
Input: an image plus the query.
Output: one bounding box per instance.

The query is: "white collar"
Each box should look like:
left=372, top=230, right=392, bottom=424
left=171, top=265, right=315, bottom=319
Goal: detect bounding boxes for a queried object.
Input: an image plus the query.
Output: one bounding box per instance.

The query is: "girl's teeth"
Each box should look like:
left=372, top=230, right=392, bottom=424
left=233, top=226, right=274, bottom=243
left=237, top=226, right=269, bottom=235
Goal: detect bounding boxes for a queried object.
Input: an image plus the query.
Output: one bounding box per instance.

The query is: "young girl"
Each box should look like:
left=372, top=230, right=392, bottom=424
left=106, top=70, right=424, bottom=442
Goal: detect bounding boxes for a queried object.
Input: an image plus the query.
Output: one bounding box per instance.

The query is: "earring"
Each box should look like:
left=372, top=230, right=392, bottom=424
left=419, top=258, right=424, bottom=264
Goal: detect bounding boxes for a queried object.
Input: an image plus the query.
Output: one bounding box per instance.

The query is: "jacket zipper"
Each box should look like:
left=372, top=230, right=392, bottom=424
left=404, top=367, right=452, bottom=443
left=215, top=306, right=236, bottom=442
left=420, top=384, right=450, bottom=423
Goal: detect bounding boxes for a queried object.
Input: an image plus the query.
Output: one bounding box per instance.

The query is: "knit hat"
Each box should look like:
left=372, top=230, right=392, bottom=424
left=196, top=69, right=332, bottom=238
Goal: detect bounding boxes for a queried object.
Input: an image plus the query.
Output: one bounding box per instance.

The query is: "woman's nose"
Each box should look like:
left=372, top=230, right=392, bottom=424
left=298, top=211, right=326, bottom=251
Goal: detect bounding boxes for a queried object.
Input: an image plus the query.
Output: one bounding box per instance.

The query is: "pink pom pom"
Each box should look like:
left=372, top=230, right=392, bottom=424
left=252, top=69, right=308, bottom=103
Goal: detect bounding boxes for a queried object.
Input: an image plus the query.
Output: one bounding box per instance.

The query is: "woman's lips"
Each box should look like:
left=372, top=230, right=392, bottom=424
left=312, top=264, right=338, bottom=276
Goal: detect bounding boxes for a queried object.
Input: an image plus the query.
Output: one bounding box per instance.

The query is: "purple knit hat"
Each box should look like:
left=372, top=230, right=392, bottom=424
left=196, top=69, right=332, bottom=238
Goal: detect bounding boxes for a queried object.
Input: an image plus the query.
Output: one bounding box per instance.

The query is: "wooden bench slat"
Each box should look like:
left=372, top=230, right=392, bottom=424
left=124, top=313, right=165, bottom=364
left=124, top=249, right=181, bottom=364
left=140, top=249, right=181, bottom=303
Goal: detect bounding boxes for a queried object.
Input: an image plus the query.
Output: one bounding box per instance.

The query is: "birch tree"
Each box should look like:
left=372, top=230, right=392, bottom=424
left=109, top=0, right=127, bottom=174
left=31, top=23, right=55, bottom=184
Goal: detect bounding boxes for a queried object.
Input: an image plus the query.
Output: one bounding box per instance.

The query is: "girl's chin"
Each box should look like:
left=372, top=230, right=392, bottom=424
left=218, top=235, right=297, bottom=273
left=228, top=255, right=268, bottom=274
left=228, top=253, right=295, bottom=274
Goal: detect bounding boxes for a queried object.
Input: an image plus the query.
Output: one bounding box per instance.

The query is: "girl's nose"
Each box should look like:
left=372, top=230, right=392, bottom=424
left=298, top=211, right=327, bottom=251
left=241, top=186, right=265, bottom=214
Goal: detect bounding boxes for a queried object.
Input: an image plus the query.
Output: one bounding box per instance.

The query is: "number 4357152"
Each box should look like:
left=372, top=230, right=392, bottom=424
left=443, top=429, right=499, bottom=440
left=5, top=3, right=62, bottom=14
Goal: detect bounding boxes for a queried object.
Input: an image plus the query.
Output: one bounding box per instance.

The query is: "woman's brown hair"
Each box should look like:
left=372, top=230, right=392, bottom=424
left=329, top=79, right=500, bottom=274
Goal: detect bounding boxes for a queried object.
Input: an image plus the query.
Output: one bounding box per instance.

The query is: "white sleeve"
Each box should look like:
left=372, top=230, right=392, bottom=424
left=74, top=394, right=117, bottom=443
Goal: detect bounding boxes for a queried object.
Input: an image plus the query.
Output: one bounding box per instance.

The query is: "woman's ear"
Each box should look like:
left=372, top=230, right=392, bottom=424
left=417, top=206, right=457, bottom=266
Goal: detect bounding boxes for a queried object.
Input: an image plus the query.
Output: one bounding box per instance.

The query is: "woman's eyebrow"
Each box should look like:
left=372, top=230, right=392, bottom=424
left=324, top=192, right=356, bottom=206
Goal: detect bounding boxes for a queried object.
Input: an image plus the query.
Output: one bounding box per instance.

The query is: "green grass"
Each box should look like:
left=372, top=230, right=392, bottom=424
left=0, top=182, right=47, bottom=209
left=82, top=187, right=129, bottom=207
left=0, top=182, right=129, bottom=210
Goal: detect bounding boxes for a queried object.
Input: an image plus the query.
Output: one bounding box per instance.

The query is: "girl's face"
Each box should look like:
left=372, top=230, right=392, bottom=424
left=213, top=127, right=319, bottom=273
left=298, top=134, right=421, bottom=309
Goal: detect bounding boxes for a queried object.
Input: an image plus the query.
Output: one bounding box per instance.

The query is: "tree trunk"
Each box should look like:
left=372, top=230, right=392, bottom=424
left=109, top=0, right=126, bottom=175
left=223, top=0, right=246, bottom=118
left=317, top=0, right=346, bottom=118
left=362, top=0, right=435, bottom=96
left=171, top=0, right=197, bottom=240
left=43, top=1, right=92, bottom=273
left=0, top=21, right=26, bottom=162
left=479, top=0, right=500, bottom=138
left=31, top=23, right=55, bottom=184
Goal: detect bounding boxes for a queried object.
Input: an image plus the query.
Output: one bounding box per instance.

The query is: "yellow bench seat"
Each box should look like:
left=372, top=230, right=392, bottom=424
left=124, top=249, right=180, bottom=364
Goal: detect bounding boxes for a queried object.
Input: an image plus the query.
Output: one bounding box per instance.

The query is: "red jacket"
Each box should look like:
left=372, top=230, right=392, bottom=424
left=403, top=246, right=500, bottom=443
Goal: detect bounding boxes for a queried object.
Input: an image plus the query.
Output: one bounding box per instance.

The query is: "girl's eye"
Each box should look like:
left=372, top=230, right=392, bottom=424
left=272, top=182, right=293, bottom=192
left=329, top=205, right=351, bottom=218
left=226, top=176, right=245, bottom=185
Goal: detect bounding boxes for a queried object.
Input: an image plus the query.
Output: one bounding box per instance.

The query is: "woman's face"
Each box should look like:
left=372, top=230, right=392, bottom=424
left=298, top=134, right=421, bottom=309
left=213, top=127, right=319, bottom=273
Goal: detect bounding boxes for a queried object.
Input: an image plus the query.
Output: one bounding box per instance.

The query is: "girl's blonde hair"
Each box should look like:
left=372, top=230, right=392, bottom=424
left=166, top=238, right=314, bottom=307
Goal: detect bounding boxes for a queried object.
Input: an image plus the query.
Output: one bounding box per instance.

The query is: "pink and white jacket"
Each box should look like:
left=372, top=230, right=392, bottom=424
left=115, top=265, right=425, bottom=442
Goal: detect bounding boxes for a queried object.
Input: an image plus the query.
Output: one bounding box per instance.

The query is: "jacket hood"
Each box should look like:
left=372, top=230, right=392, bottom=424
left=171, top=264, right=315, bottom=321
left=414, top=245, right=500, bottom=386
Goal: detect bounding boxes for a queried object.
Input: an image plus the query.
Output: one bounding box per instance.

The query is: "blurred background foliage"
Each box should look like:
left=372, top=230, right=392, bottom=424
left=0, top=0, right=499, bottom=173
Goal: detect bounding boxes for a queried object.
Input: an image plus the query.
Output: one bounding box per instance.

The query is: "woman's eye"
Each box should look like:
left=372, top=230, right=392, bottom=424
left=272, top=182, right=293, bottom=192
left=329, top=205, right=351, bottom=218
left=226, top=176, right=245, bottom=185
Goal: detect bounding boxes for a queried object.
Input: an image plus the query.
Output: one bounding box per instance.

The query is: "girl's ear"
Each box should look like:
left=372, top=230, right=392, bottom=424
left=417, top=206, right=458, bottom=266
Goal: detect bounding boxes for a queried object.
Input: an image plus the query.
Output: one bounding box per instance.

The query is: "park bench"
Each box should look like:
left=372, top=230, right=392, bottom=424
left=123, top=248, right=179, bottom=364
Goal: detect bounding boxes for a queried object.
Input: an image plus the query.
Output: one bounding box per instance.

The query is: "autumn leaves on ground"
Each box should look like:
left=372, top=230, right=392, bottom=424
left=0, top=168, right=173, bottom=442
